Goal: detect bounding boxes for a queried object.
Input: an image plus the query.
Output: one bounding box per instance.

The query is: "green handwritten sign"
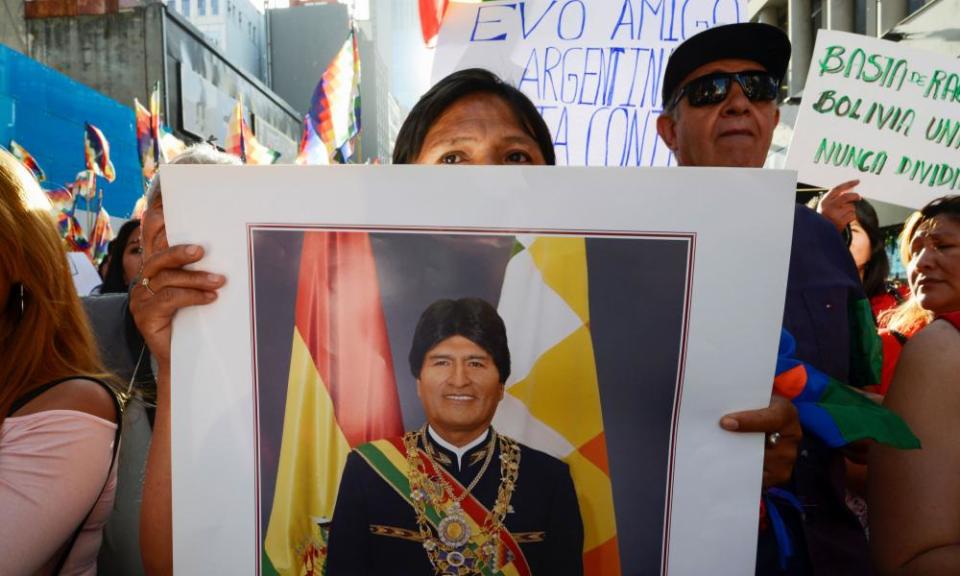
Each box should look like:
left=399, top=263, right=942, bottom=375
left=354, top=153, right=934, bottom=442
left=787, top=30, right=960, bottom=208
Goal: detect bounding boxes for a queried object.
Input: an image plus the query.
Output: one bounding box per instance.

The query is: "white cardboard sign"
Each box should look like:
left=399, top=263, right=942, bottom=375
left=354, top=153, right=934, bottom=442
left=162, top=165, right=795, bottom=575
left=67, top=251, right=102, bottom=295
left=787, top=30, right=960, bottom=209
left=432, top=0, right=746, bottom=167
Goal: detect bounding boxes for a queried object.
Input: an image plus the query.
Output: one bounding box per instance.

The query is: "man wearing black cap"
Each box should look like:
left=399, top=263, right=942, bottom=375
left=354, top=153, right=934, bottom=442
left=657, top=23, right=874, bottom=576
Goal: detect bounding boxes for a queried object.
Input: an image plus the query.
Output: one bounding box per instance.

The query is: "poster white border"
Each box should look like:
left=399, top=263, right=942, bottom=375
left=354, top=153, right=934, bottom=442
left=162, top=164, right=796, bottom=575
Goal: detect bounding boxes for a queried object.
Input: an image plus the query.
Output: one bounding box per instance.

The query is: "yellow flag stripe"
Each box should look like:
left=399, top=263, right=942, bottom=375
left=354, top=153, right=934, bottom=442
left=565, top=450, right=618, bottom=549
left=264, top=329, right=351, bottom=574
left=529, top=237, right=591, bottom=324
left=499, top=235, right=620, bottom=575
left=507, top=325, right=604, bottom=446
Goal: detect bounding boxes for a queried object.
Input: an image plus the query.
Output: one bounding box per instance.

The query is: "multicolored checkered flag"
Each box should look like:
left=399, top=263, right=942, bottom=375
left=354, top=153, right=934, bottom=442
left=307, top=28, right=361, bottom=163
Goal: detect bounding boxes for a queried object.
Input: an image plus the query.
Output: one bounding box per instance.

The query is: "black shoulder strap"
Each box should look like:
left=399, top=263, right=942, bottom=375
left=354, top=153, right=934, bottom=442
left=891, top=330, right=909, bottom=346
left=9, top=376, right=123, bottom=572
left=8, top=376, right=89, bottom=415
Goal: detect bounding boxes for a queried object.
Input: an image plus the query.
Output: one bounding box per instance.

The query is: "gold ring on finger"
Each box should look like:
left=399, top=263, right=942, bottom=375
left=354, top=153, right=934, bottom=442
left=766, top=432, right=781, bottom=447
left=141, top=276, right=157, bottom=296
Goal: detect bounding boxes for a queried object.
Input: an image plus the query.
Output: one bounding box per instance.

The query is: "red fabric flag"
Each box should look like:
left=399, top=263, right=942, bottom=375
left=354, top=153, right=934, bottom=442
left=264, top=230, right=404, bottom=573
left=419, top=0, right=449, bottom=46
left=295, top=231, right=404, bottom=446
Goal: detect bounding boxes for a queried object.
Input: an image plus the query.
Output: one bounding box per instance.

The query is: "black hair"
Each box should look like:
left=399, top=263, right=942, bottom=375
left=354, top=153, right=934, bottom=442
left=392, top=68, right=556, bottom=166
left=408, top=297, right=510, bottom=383
left=918, top=194, right=960, bottom=222
left=854, top=200, right=889, bottom=299
left=100, top=218, right=141, bottom=294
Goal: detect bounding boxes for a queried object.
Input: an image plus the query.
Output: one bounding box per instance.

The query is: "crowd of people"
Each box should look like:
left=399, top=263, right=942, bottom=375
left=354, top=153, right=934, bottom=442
left=1, top=21, right=959, bottom=576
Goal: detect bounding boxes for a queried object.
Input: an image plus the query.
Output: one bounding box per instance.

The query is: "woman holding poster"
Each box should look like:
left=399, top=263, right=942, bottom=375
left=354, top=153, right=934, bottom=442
left=136, top=67, right=800, bottom=576
left=869, top=195, right=960, bottom=574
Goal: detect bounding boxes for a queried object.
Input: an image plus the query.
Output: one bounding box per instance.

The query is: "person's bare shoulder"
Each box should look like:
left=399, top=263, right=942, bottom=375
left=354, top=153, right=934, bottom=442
left=12, top=378, right=117, bottom=423
left=901, top=319, right=960, bottom=370
left=887, top=319, right=960, bottom=413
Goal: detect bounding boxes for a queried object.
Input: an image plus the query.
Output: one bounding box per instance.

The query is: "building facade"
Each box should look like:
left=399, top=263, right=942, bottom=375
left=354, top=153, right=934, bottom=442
left=167, top=0, right=266, bottom=81
left=2, top=1, right=300, bottom=173
left=267, top=0, right=397, bottom=163
left=749, top=0, right=937, bottom=96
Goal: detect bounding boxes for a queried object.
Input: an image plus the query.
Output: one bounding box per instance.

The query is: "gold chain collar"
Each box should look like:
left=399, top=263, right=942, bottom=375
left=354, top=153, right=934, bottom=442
left=404, top=427, right=521, bottom=575
left=423, top=428, right=497, bottom=502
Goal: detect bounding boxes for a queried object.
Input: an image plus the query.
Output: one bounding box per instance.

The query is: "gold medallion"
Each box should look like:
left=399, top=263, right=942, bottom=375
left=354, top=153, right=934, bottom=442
left=437, top=510, right=471, bottom=548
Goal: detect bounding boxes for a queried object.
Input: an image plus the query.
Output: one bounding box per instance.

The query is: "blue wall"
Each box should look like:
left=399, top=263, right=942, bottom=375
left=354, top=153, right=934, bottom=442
left=0, top=44, right=142, bottom=218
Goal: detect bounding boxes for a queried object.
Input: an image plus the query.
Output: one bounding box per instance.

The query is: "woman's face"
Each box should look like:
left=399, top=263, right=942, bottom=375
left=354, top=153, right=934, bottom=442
left=414, top=93, right=547, bottom=166
left=849, top=220, right=872, bottom=274
left=122, top=228, right=143, bottom=285
left=908, top=215, right=960, bottom=314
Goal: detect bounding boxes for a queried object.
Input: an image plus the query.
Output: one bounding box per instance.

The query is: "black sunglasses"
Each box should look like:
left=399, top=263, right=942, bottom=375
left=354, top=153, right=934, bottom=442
left=668, top=71, right=780, bottom=110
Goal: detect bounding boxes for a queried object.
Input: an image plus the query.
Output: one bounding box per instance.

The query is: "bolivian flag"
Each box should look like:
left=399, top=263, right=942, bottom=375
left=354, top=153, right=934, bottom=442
left=263, top=231, right=404, bottom=576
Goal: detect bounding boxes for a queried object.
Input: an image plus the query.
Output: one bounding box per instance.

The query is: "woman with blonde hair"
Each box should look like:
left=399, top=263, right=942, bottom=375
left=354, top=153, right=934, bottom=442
left=0, top=148, right=120, bottom=574
left=872, top=210, right=946, bottom=395
left=869, top=195, right=960, bottom=574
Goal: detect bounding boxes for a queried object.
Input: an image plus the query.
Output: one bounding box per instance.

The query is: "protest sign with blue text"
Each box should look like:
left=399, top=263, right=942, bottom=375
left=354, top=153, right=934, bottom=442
left=432, top=0, right=746, bottom=167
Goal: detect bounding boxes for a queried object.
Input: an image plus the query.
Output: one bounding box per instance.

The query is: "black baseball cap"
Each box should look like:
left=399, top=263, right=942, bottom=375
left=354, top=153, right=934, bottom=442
left=661, top=23, right=791, bottom=108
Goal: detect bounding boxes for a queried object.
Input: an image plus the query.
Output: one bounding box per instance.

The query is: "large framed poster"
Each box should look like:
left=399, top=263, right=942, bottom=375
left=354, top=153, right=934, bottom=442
left=162, top=165, right=796, bottom=575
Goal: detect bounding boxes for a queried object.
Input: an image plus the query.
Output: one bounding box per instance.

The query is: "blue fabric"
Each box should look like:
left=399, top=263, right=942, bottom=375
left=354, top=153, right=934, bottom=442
left=764, top=488, right=804, bottom=570
left=777, top=329, right=847, bottom=448
left=776, top=205, right=874, bottom=576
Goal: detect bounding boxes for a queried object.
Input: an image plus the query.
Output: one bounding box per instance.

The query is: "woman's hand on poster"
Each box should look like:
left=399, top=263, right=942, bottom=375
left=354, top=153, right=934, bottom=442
left=721, top=394, right=802, bottom=488
left=817, top=179, right=862, bottom=231
left=131, top=244, right=225, bottom=368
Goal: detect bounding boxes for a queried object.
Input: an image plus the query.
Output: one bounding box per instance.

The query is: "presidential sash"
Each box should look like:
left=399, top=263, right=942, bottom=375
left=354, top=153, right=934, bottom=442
left=356, top=437, right=531, bottom=576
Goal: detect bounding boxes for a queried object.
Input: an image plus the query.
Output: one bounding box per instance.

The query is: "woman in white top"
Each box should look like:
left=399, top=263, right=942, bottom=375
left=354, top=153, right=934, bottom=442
left=0, top=147, right=119, bottom=575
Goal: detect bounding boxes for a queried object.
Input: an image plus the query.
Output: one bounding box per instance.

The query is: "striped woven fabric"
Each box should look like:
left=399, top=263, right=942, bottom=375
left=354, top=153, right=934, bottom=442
left=9, top=140, right=46, bottom=183
left=774, top=327, right=918, bottom=449
left=83, top=122, right=116, bottom=183
left=307, top=29, right=361, bottom=163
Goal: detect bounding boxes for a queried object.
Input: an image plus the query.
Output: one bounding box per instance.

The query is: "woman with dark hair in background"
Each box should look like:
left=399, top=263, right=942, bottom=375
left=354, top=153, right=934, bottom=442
left=848, top=200, right=908, bottom=322
left=0, top=147, right=120, bottom=574
left=100, top=219, right=142, bottom=294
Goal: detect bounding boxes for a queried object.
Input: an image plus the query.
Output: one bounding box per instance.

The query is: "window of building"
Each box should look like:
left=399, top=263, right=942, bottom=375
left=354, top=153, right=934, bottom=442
left=811, top=0, right=823, bottom=31
left=198, top=0, right=205, bottom=16
left=211, top=0, right=218, bottom=15
left=181, top=0, right=190, bottom=17
left=907, top=0, right=927, bottom=14
left=854, top=0, right=867, bottom=34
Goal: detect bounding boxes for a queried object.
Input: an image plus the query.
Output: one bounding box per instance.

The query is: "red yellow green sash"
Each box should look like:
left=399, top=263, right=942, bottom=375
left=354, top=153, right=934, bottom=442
left=355, top=437, right=530, bottom=576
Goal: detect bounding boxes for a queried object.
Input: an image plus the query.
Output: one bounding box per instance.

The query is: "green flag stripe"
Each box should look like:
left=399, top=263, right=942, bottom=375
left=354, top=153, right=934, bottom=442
left=354, top=443, right=509, bottom=576
left=261, top=548, right=282, bottom=576
left=355, top=443, right=442, bottom=525
left=848, top=298, right=883, bottom=387
left=820, top=381, right=920, bottom=449
left=510, top=239, right=525, bottom=258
